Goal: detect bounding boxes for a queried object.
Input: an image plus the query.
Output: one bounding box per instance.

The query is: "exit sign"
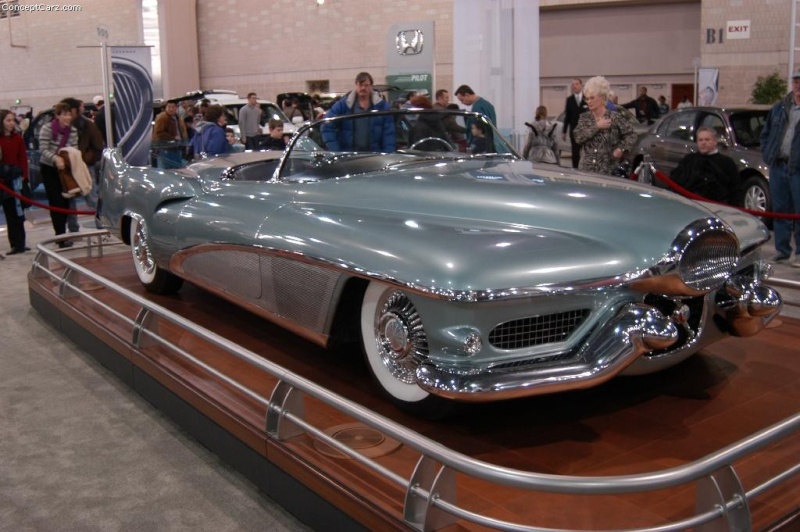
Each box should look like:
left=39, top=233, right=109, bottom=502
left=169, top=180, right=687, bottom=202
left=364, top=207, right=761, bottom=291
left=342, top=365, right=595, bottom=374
left=727, top=20, right=750, bottom=40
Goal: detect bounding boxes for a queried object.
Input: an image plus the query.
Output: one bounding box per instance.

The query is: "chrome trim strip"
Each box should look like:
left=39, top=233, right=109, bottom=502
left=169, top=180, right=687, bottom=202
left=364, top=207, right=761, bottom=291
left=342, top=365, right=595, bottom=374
left=169, top=244, right=330, bottom=347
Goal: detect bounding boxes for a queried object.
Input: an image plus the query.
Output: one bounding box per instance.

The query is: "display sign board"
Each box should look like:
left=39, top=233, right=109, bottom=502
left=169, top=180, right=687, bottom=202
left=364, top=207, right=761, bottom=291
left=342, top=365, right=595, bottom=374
left=111, top=46, right=154, bottom=166
left=386, top=20, right=435, bottom=102
left=385, top=73, right=433, bottom=102
left=698, top=68, right=719, bottom=106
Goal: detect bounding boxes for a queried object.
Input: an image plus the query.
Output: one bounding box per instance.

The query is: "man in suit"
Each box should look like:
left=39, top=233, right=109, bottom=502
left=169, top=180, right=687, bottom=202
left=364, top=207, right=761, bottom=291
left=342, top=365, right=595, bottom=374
left=562, top=78, right=589, bottom=168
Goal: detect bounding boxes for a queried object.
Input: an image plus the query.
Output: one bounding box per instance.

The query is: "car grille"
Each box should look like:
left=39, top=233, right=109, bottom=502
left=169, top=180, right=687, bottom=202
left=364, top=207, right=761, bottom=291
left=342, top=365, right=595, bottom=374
left=488, top=309, right=590, bottom=350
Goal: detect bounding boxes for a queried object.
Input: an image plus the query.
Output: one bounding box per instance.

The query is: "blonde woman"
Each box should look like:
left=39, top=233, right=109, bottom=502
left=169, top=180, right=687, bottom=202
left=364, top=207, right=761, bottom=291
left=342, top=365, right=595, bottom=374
left=573, top=76, right=637, bottom=175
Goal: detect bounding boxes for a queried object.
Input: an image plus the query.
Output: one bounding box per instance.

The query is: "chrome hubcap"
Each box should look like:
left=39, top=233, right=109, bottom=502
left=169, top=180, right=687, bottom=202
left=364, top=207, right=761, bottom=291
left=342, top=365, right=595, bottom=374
left=132, top=222, right=155, bottom=276
left=374, top=291, right=428, bottom=384
left=380, top=313, right=410, bottom=358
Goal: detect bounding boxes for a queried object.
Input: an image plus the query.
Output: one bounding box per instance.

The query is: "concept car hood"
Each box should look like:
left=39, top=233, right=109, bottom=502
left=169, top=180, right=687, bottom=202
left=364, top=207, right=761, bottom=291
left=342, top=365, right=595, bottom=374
left=258, top=160, right=763, bottom=291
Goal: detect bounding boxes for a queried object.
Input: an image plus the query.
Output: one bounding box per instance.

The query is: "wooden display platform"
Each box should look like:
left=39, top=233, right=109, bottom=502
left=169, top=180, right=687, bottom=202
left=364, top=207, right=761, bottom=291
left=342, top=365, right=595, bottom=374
left=28, top=251, right=800, bottom=531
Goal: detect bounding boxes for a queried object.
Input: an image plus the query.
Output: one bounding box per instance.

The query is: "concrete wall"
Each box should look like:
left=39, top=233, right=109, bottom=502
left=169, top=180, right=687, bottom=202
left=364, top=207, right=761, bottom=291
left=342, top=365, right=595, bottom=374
left=0, top=0, right=143, bottom=113
left=193, top=0, right=455, bottom=101
left=0, top=0, right=794, bottom=119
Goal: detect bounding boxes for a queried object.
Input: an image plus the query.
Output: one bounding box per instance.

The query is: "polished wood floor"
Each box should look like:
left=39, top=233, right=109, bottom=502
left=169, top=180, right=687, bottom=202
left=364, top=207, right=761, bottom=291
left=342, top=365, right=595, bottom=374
left=30, top=252, right=800, bottom=531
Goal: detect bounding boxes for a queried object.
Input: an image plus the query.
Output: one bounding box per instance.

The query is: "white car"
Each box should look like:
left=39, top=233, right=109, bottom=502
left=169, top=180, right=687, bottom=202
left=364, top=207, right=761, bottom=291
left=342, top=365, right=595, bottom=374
left=200, top=92, right=296, bottom=139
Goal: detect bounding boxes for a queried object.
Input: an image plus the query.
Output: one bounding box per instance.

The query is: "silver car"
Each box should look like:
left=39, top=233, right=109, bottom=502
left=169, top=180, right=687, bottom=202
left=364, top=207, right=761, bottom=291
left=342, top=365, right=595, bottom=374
left=632, top=106, right=771, bottom=213
left=99, top=109, right=782, bottom=417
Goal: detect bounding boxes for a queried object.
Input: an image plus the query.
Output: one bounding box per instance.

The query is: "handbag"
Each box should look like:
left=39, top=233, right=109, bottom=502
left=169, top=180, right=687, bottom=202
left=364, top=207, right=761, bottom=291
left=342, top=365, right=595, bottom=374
left=20, top=179, right=32, bottom=209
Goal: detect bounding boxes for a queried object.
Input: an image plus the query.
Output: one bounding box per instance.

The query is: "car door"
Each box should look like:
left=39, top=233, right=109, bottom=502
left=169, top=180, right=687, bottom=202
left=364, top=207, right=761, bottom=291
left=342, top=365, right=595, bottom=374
left=697, top=111, right=731, bottom=151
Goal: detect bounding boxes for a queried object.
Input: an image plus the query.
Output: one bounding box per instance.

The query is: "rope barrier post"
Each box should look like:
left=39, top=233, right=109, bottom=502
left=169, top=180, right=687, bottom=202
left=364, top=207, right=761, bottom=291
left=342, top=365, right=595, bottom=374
left=635, top=154, right=654, bottom=185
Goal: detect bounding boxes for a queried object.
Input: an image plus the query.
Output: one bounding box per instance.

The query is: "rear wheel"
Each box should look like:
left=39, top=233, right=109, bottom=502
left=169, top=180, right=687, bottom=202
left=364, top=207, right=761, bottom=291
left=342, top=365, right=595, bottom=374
left=360, top=282, right=452, bottom=417
left=130, top=217, right=183, bottom=294
left=740, top=176, right=771, bottom=228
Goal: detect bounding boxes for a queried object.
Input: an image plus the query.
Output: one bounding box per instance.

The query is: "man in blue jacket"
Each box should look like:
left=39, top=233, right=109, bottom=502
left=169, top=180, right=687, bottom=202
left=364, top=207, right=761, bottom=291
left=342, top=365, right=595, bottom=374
left=322, top=72, right=395, bottom=152
left=760, top=69, right=800, bottom=266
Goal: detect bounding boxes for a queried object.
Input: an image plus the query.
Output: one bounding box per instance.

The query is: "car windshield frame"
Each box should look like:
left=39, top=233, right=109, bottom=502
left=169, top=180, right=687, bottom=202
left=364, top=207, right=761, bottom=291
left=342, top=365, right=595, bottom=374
left=273, top=109, right=521, bottom=182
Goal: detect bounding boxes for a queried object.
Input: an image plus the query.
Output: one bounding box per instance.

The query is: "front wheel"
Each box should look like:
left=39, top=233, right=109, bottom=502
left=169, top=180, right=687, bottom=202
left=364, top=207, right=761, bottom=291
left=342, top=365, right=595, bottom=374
left=360, top=282, right=452, bottom=417
left=130, top=216, right=183, bottom=294
left=741, top=176, right=769, bottom=213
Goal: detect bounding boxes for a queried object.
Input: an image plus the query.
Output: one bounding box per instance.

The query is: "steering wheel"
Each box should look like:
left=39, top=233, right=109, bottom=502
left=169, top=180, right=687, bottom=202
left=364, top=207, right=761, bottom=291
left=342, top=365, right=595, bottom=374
left=408, top=137, right=455, bottom=152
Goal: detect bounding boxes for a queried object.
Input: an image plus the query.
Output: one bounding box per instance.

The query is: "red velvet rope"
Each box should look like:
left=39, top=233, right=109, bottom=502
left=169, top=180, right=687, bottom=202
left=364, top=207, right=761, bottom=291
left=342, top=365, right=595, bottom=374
left=634, top=167, right=800, bottom=220
left=0, top=181, right=97, bottom=215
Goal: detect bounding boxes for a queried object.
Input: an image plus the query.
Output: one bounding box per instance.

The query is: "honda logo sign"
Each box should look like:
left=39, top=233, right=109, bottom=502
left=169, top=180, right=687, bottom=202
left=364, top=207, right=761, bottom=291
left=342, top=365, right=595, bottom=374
left=396, top=29, right=424, bottom=56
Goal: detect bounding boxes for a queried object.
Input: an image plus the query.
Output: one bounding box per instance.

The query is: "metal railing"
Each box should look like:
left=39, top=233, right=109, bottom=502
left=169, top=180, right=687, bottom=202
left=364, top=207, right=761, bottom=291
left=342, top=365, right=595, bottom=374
left=30, top=231, right=800, bottom=532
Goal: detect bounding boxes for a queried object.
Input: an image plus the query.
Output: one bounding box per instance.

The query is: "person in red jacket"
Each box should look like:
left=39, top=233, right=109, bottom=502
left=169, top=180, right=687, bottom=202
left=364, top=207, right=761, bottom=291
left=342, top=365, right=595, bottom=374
left=0, top=108, right=29, bottom=254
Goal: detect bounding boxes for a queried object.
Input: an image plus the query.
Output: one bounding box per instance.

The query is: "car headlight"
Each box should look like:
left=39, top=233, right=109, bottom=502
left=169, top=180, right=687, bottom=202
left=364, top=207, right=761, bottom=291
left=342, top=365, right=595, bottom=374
left=630, top=218, right=740, bottom=296
left=677, top=226, right=740, bottom=291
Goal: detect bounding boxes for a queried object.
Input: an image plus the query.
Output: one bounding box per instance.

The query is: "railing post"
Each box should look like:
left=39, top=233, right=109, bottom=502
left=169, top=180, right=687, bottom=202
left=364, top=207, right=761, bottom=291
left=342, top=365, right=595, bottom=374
left=59, top=268, right=81, bottom=299
left=132, top=307, right=159, bottom=349
left=266, top=380, right=306, bottom=440
left=405, top=455, right=457, bottom=531
left=636, top=154, right=654, bottom=185
left=695, top=465, right=750, bottom=531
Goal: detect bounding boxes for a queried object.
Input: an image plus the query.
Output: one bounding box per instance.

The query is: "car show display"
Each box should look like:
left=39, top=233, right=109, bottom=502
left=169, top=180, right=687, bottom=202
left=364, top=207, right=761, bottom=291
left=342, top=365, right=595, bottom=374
left=99, top=108, right=782, bottom=415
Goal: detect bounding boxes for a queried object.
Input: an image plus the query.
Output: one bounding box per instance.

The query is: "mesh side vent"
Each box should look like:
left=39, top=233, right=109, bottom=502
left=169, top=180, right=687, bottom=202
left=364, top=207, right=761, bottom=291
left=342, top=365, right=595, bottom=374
left=488, top=309, right=590, bottom=350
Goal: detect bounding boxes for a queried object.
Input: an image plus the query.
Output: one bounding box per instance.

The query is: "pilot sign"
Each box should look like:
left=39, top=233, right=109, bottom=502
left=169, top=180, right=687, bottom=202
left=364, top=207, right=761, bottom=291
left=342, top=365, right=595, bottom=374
left=396, top=29, right=424, bottom=55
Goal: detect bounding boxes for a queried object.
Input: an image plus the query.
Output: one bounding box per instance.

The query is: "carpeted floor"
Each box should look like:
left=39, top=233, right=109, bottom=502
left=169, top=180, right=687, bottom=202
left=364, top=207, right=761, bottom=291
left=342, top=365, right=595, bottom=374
left=0, top=211, right=309, bottom=532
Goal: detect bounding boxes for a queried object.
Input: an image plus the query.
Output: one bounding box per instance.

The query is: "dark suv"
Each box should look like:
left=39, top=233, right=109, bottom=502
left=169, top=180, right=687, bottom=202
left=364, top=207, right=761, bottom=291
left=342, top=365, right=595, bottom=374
left=632, top=106, right=770, bottom=213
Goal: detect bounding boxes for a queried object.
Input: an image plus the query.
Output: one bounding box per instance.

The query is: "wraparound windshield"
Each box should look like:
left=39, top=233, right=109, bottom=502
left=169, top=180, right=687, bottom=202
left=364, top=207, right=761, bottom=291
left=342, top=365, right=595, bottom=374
left=277, top=109, right=520, bottom=181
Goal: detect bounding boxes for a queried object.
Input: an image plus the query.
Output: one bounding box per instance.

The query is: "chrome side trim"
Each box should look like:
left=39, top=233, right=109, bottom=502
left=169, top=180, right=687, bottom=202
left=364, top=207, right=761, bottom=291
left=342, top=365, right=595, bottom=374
left=415, top=303, right=679, bottom=402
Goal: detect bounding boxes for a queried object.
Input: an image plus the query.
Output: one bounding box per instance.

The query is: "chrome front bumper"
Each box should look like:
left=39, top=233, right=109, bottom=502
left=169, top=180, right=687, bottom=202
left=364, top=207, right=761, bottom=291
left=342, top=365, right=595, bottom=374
left=415, top=280, right=782, bottom=402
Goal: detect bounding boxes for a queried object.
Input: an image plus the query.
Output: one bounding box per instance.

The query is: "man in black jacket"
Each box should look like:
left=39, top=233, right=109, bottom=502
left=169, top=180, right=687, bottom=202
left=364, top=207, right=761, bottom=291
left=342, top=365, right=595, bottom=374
left=669, top=126, right=740, bottom=205
left=562, top=78, right=589, bottom=168
left=623, top=86, right=660, bottom=125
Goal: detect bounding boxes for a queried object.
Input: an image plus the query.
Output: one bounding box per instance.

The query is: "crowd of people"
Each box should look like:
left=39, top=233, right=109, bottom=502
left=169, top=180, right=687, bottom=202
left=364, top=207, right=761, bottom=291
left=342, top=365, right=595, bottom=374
left=4, top=68, right=800, bottom=267
left=1, top=95, right=105, bottom=257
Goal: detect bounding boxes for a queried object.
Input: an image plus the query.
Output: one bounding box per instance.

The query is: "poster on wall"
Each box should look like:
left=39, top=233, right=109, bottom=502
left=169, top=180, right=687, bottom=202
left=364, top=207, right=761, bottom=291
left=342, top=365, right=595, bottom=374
left=110, top=46, right=154, bottom=166
left=698, top=68, right=719, bottom=107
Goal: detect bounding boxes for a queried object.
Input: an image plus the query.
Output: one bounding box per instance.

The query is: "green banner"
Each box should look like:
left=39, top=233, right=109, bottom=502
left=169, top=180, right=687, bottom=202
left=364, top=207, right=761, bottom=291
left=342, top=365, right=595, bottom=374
left=385, top=73, right=433, bottom=102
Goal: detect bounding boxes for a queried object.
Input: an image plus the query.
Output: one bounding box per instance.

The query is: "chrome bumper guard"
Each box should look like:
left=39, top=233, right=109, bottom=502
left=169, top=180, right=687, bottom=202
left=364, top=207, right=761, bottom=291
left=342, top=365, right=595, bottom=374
left=718, top=275, right=783, bottom=337
left=416, top=278, right=782, bottom=402
left=416, top=303, right=680, bottom=402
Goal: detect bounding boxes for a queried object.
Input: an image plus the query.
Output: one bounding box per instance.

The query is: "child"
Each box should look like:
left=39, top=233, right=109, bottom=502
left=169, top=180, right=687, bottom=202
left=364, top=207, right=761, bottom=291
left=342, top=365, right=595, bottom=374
left=468, top=122, right=488, bottom=154
left=259, top=118, right=288, bottom=150
left=225, top=128, right=245, bottom=152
